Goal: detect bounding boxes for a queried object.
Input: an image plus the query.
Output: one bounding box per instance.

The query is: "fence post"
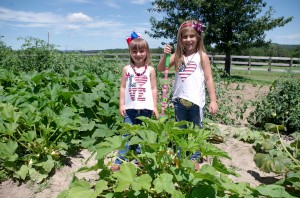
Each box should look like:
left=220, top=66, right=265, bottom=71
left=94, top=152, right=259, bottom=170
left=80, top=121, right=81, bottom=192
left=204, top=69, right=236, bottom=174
left=268, top=57, right=272, bottom=72
left=290, top=57, right=293, bottom=68
left=248, top=56, right=251, bottom=74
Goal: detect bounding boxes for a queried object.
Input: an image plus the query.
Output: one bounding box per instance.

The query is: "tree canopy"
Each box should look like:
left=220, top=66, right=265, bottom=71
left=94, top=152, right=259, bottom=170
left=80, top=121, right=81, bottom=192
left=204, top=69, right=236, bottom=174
left=147, top=0, right=293, bottom=75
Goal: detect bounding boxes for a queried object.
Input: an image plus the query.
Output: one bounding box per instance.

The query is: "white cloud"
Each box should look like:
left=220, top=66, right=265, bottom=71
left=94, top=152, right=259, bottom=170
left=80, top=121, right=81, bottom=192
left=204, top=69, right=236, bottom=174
left=0, top=6, right=123, bottom=31
left=104, top=1, right=120, bottom=9
left=0, top=7, right=58, bottom=23
left=66, top=12, right=92, bottom=22
left=130, top=0, right=152, bottom=5
left=65, top=24, right=82, bottom=30
left=86, top=21, right=123, bottom=28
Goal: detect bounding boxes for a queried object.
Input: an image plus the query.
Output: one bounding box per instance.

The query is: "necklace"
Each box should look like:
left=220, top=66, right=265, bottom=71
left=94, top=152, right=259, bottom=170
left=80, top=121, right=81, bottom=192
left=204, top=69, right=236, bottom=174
left=131, top=64, right=147, bottom=76
left=179, top=53, right=196, bottom=72
left=185, top=53, right=196, bottom=65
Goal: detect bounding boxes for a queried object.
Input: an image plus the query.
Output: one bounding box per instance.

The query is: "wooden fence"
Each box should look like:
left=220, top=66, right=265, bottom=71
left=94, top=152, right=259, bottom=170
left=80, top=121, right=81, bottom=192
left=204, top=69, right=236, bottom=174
left=84, top=53, right=300, bottom=72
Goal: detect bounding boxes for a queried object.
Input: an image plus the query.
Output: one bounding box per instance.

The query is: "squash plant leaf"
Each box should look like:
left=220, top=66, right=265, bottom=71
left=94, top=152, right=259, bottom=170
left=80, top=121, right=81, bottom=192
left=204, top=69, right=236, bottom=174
left=254, top=153, right=291, bottom=173
left=94, top=180, right=109, bottom=196
left=255, top=184, right=295, bottom=198
left=28, top=167, right=48, bottom=183
left=130, top=130, right=158, bottom=146
left=153, top=173, right=175, bottom=194
left=20, top=130, right=37, bottom=142
left=74, top=93, right=97, bottom=108
left=200, top=142, right=230, bottom=159
left=113, top=163, right=139, bottom=192
left=16, top=165, right=29, bottom=180
left=36, top=155, right=55, bottom=173
left=212, top=157, right=238, bottom=176
left=196, top=164, right=222, bottom=186
left=62, top=178, right=97, bottom=198
left=96, top=136, right=122, bottom=159
left=0, top=140, right=18, bottom=161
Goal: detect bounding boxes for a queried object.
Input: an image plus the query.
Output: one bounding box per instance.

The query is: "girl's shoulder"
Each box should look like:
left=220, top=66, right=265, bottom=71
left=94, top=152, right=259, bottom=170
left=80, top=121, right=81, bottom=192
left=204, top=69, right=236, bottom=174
left=198, top=50, right=209, bottom=61
left=198, top=50, right=208, bottom=56
left=147, top=65, right=156, bottom=74
left=147, top=65, right=155, bottom=70
left=122, top=64, right=131, bottom=70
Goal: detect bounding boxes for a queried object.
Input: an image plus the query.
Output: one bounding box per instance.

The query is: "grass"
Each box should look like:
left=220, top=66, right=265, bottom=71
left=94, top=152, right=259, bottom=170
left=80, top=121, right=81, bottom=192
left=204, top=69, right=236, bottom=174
left=228, top=70, right=287, bottom=84
left=214, top=64, right=300, bottom=85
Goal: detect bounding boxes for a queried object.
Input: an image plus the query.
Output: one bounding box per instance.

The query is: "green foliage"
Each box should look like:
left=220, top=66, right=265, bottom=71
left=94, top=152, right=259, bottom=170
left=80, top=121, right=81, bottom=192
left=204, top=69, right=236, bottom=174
left=248, top=75, right=300, bottom=132
left=0, top=36, right=123, bottom=75
left=0, top=68, right=121, bottom=182
left=60, top=118, right=299, bottom=197
left=60, top=118, right=258, bottom=197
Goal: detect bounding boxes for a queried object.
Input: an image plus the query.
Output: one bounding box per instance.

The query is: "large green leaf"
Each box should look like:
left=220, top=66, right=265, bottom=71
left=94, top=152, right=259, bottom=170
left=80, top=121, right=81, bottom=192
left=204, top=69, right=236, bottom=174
left=153, top=173, right=175, bottom=194
left=59, top=179, right=98, bottom=198
left=256, top=184, right=295, bottom=198
left=16, top=165, right=29, bottom=180
left=113, top=163, right=151, bottom=192
left=0, top=140, right=18, bottom=161
left=200, top=142, right=230, bottom=159
left=36, top=155, right=55, bottom=173
left=74, top=93, right=97, bottom=108
left=254, top=153, right=291, bottom=173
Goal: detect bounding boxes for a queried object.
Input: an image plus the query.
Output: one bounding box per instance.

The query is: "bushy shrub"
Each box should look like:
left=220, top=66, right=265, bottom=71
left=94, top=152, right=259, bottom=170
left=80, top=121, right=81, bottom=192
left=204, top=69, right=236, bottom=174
left=248, top=75, right=300, bottom=132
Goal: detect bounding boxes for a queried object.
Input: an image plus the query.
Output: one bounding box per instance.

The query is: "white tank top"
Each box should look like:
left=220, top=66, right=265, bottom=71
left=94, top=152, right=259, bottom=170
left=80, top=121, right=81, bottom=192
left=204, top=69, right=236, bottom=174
left=124, top=65, right=154, bottom=110
left=172, top=52, right=206, bottom=108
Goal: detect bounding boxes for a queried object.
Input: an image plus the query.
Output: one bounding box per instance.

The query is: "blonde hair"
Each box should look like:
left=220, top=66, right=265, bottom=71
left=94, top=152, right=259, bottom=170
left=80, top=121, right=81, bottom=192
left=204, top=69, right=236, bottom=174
left=174, top=20, right=206, bottom=71
left=128, top=38, right=151, bottom=65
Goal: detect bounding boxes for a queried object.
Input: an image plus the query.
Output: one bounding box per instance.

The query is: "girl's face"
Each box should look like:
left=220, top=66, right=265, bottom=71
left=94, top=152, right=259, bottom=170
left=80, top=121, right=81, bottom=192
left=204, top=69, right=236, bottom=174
left=130, top=48, right=147, bottom=66
left=181, top=29, right=198, bottom=55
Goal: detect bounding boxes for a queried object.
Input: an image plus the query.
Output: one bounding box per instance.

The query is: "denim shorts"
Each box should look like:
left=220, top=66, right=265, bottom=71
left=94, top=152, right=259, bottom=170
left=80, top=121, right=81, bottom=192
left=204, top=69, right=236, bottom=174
left=173, top=98, right=204, bottom=128
left=124, top=109, right=153, bottom=124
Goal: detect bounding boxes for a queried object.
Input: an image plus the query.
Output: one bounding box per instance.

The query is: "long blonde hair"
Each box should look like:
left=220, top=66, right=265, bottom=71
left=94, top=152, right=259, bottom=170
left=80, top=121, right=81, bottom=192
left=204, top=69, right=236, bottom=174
left=128, top=38, right=151, bottom=65
left=174, top=20, right=206, bottom=71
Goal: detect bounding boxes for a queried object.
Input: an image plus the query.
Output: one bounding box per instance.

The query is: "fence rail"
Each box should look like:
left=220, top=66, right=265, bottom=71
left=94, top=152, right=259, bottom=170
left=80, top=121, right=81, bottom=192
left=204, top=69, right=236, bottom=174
left=83, top=53, right=300, bottom=72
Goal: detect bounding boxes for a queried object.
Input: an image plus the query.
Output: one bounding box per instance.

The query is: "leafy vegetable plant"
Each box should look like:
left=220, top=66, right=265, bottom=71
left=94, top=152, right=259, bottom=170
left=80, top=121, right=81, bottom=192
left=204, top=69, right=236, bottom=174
left=60, top=117, right=291, bottom=197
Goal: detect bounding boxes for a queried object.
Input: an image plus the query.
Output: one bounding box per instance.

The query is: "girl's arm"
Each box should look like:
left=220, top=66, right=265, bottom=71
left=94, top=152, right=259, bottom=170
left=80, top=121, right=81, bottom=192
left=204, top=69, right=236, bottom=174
left=201, top=51, right=218, bottom=114
left=149, top=66, right=159, bottom=119
left=119, top=66, right=128, bottom=116
left=158, top=45, right=175, bottom=72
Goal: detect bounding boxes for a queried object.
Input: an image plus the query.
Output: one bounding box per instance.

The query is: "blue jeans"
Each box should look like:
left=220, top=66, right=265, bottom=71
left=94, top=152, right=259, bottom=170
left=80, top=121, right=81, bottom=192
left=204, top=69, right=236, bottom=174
left=115, top=109, right=153, bottom=165
left=173, top=98, right=204, bottom=161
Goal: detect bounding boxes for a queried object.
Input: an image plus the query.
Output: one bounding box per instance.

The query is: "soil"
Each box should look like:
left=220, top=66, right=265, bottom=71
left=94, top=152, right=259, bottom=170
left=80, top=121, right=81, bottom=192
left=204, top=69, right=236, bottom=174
left=0, top=83, right=283, bottom=198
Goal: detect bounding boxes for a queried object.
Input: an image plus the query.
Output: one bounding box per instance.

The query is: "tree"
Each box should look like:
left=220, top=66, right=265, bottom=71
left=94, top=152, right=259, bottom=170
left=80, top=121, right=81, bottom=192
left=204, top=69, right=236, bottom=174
left=147, top=0, right=293, bottom=75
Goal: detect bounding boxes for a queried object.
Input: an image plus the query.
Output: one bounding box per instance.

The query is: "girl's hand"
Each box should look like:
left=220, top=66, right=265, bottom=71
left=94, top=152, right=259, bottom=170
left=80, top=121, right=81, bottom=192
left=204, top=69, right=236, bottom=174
left=119, top=105, right=126, bottom=117
left=164, top=45, right=172, bottom=54
left=153, top=107, right=159, bottom=119
left=209, top=101, right=218, bottom=114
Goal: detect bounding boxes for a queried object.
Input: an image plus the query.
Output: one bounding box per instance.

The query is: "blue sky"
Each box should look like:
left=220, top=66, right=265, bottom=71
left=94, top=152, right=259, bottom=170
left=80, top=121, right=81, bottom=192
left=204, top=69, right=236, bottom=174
left=0, top=0, right=299, bottom=51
